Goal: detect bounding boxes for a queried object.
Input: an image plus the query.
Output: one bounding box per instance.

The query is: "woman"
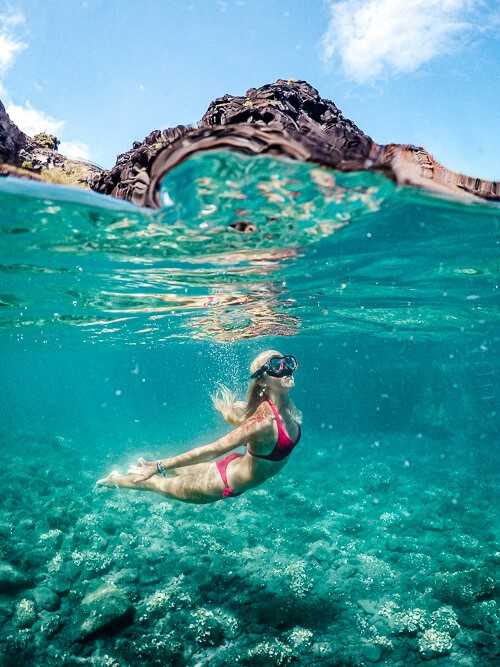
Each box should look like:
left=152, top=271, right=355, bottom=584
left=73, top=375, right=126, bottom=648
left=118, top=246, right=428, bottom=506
left=97, top=350, right=301, bottom=503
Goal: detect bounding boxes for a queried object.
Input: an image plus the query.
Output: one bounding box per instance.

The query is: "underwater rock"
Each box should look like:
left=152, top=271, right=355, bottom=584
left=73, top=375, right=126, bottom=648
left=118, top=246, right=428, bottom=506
left=14, top=598, right=36, bottom=628
left=77, top=584, right=135, bottom=639
left=472, top=629, right=499, bottom=654
left=421, top=517, right=454, bottom=532
left=361, top=642, right=384, bottom=662
left=429, top=607, right=460, bottom=636
left=357, top=599, right=380, bottom=616
left=132, top=627, right=184, bottom=665
left=391, top=608, right=427, bottom=636
left=36, top=610, right=61, bottom=639
left=418, top=628, right=454, bottom=658
left=243, top=638, right=295, bottom=666
left=306, top=540, right=333, bottom=564
left=32, top=586, right=60, bottom=612
left=1, top=627, right=34, bottom=662
left=360, top=463, right=392, bottom=492
left=188, top=607, right=224, bottom=646
left=457, top=600, right=498, bottom=630
left=89, top=650, right=123, bottom=667
left=76, top=583, right=135, bottom=640
left=379, top=511, right=402, bottom=528
left=433, top=568, right=495, bottom=606
left=46, top=572, right=72, bottom=595
left=0, top=562, right=30, bottom=593
left=338, top=513, right=364, bottom=534
left=0, top=598, right=13, bottom=621
left=38, top=528, right=64, bottom=549
left=450, top=533, right=483, bottom=557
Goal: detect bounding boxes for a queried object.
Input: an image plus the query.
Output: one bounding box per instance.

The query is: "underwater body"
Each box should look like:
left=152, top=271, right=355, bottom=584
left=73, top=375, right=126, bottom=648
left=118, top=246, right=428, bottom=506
left=0, top=151, right=498, bottom=666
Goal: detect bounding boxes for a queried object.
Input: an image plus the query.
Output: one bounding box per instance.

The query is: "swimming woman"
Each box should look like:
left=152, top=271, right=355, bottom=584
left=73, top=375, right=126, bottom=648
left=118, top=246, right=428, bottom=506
left=97, top=350, right=301, bottom=503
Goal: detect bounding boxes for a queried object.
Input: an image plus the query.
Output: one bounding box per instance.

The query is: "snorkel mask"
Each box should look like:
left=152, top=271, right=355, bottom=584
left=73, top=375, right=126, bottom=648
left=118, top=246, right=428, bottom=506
left=251, top=355, right=298, bottom=380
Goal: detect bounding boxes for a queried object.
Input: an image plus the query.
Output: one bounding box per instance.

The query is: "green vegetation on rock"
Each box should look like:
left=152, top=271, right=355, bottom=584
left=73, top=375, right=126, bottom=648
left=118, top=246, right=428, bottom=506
left=33, top=133, right=60, bottom=151
left=40, top=161, right=91, bottom=188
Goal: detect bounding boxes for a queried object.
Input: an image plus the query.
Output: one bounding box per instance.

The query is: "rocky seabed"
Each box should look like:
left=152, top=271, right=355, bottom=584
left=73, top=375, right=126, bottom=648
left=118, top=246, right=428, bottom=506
left=0, top=432, right=498, bottom=666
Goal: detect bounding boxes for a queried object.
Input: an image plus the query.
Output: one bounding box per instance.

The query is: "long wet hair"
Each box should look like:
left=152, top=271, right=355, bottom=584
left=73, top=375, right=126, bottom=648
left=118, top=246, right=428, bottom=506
left=212, top=349, right=302, bottom=426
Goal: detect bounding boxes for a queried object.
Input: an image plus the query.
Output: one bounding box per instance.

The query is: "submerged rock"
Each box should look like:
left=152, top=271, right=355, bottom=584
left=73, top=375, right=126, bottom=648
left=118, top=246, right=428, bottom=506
left=433, top=568, right=495, bottom=606
left=457, top=600, right=498, bottom=630
left=0, top=562, right=30, bottom=593
left=360, top=463, right=393, bottom=492
left=418, top=628, right=454, bottom=658
left=472, top=629, right=499, bottom=654
left=32, top=586, right=60, bottom=612
left=37, top=610, right=61, bottom=639
left=361, top=642, right=384, bottom=662
left=14, top=598, right=36, bottom=628
left=77, top=583, right=135, bottom=640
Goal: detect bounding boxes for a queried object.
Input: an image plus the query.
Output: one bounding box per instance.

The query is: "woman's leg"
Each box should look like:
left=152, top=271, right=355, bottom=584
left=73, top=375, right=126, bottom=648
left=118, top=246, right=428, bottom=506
left=97, top=465, right=223, bottom=504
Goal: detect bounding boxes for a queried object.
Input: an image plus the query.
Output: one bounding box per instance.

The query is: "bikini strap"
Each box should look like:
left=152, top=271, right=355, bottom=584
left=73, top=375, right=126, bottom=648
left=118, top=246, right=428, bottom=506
left=266, top=400, right=286, bottom=438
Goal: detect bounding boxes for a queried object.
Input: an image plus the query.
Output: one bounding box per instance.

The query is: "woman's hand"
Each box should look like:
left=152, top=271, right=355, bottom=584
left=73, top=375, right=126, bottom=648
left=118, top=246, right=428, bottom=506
left=127, top=457, right=158, bottom=482
left=134, top=456, right=155, bottom=467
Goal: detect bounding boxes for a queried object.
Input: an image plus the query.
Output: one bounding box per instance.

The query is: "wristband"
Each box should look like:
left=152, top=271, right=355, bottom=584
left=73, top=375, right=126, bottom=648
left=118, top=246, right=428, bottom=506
left=157, top=460, right=166, bottom=476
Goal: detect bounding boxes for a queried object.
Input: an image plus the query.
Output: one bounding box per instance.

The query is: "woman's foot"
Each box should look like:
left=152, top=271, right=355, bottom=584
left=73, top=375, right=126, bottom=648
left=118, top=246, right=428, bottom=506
left=96, top=471, right=123, bottom=487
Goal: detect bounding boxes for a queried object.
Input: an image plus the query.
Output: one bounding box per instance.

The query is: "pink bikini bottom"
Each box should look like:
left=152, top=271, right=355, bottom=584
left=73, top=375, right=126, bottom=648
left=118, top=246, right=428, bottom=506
left=216, top=453, right=244, bottom=498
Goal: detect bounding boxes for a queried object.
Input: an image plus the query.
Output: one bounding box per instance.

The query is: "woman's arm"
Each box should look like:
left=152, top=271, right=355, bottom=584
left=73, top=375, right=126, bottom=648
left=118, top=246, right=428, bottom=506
left=161, top=410, right=269, bottom=469
left=128, top=406, right=271, bottom=481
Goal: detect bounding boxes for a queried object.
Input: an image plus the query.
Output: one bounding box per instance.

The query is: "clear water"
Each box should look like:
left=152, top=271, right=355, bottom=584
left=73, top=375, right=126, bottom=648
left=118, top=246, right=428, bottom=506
left=0, top=152, right=498, bottom=666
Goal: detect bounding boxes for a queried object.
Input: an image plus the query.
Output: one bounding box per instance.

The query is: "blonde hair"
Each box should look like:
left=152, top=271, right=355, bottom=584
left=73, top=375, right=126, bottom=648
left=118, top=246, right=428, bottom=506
left=211, top=350, right=302, bottom=426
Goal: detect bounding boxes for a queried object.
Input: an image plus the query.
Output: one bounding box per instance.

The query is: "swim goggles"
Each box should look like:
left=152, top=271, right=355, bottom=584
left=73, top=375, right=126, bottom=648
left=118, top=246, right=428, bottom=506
left=251, top=355, right=298, bottom=379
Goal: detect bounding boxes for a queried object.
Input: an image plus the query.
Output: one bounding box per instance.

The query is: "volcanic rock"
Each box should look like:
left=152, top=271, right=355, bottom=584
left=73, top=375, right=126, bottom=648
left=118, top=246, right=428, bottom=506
left=89, top=80, right=499, bottom=206
left=1, top=80, right=498, bottom=203
left=0, top=99, right=100, bottom=185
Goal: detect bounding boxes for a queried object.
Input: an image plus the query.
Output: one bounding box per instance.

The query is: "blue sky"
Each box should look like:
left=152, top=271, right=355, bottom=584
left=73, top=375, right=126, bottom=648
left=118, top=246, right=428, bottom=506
left=1, top=0, right=499, bottom=179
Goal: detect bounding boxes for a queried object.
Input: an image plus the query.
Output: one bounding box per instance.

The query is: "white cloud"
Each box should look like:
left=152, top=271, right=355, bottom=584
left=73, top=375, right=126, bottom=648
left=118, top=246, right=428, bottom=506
left=0, top=10, right=26, bottom=76
left=0, top=11, right=91, bottom=160
left=58, top=139, right=91, bottom=161
left=6, top=101, right=91, bottom=159
left=6, top=101, right=65, bottom=136
left=320, top=0, right=484, bottom=83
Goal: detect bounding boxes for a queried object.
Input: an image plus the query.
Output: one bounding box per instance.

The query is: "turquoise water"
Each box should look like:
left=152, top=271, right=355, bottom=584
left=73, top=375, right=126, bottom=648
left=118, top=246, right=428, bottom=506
left=0, top=152, right=498, bottom=666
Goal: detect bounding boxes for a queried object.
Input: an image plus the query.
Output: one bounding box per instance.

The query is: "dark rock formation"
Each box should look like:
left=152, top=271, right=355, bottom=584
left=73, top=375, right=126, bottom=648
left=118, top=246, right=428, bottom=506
left=1, top=80, right=499, bottom=203
left=90, top=79, right=377, bottom=204
left=0, top=100, right=27, bottom=163
left=88, top=124, right=191, bottom=201
left=90, top=80, right=499, bottom=206
left=201, top=79, right=374, bottom=165
left=0, top=99, right=100, bottom=186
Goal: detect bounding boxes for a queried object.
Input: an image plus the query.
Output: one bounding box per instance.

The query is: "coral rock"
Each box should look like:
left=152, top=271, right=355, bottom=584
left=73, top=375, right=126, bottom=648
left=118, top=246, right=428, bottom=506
left=0, top=562, right=30, bottom=593
left=77, top=583, right=135, bottom=639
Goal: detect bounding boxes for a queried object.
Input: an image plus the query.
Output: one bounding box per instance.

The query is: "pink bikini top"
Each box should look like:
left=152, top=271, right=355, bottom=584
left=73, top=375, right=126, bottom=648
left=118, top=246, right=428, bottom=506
left=248, top=400, right=301, bottom=462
